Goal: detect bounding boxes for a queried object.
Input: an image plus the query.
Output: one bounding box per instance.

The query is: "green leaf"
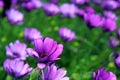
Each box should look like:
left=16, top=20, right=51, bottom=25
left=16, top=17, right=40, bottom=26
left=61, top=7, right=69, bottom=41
left=29, top=67, right=41, bottom=80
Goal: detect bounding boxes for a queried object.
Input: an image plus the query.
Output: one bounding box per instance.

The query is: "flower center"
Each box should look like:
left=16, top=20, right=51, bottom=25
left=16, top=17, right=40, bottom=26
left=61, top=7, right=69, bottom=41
left=39, top=54, right=48, bottom=58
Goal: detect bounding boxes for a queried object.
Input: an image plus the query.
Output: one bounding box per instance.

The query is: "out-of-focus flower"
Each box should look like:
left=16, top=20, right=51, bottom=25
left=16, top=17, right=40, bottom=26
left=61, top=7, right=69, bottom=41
left=11, top=0, right=18, bottom=8
left=71, top=0, right=89, bottom=5
left=42, top=64, right=69, bottom=80
left=93, top=0, right=103, bottom=5
left=60, top=3, right=77, bottom=18
left=71, top=0, right=86, bottom=5
left=24, top=28, right=42, bottom=42
left=76, top=8, right=85, bottom=17
left=27, top=37, right=63, bottom=68
left=84, top=13, right=103, bottom=28
left=58, top=27, right=76, bottom=42
left=101, top=0, right=119, bottom=10
left=109, top=37, right=119, bottom=48
left=22, top=0, right=42, bottom=11
left=6, top=8, right=24, bottom=25
left=84, top=6, right=95, bottom=14
left=0, top=0, right=4, bottom=8
left=101, top=18, right=117, bottom=32
left=3, top=59, right=32, bottom=79
left=51, top=0, right=59, bottom=4
left=43, top=3, right=60, bottom=16
left=6, top=40, right=28, bottom=60
left=93, top=68, right=117, bottom=80
left=114, top=53, right=120, bottom=69
left=104, top=11, right=118, bottom=21
left=117, top=28, right=120, bottom=38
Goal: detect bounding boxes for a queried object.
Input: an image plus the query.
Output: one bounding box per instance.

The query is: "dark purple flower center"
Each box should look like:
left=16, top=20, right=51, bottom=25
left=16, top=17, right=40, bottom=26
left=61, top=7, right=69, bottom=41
left=39, top=54, right=48, bottom=58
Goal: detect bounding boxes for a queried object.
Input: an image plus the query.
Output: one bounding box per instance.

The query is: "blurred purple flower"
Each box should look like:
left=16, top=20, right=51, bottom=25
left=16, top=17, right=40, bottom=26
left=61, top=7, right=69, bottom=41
left=60, top=3, right=77, bottom=18
left=42, top=64, right=69, bottom=80
left=6, top=40, right=28, bottom=60
left=0, top=0, right=4, bottom=8
left=114, top=53, right=120, bottom=69
left=104, top=11, right=118, bottom=21
left=58, top=27, right=76, bottom=42
left=22, top=0, right=42, bottom=11
left=71, top=0, right=86, bottom=5
left=84, top=13, right=103, bottom=28
left=43, top=3, right=60, bottom=16
left=24, top=28, right=42, bottom=42
left=76, top=8, right=85, bottom=17
left=71, top=0, right=90, bottom=5
left=109, top=37, right=119, bottom=48
left=93, top=68, right=117, bottom=80
left=3, top=59, right=32, bottom=79
left=11, top=0, right=18, bottom=8
left=84, top=6, right=95, bottom=14
left=117, top=28, right=120, bottom=38
left=27, top=37, right=63, bottom=68
left=51, top=0, right=59, bottom=4
left=6, top=8, right=24, bottom=25
left=101, top=18, right=117, bottom=32
left=93, top=0, right=103, bottom=5
left=101, top=0, right=119, bottom=10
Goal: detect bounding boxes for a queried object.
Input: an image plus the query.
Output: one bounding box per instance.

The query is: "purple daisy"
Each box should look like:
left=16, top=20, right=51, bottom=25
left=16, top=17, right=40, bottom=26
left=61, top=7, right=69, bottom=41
left=58, top=27, right=76, bottom=42
left=101, top=0, right=119, bottom=10
left=6, top=8, right=24, bottom=25
left=93, top=68, right=117, bottom=80
left=101, top=18, right=117, bottom=32
left=60, top=3, right=77, bottom=18
left=84, top=13, right=103, bottom=28
left=109, top=37, right=119, bottom=48
left=42, top=64, right=69, bottom=80
left=27, top=37, right=63, bottom=68
left=43, top=3, right=60, bottom=16
left=22, top=0, right=42, bottom=11
left=6, top=40, right=28, bottom=60
left=3, top=59, right=32, bottom=79
left=24, top=28, right=42, bottom=43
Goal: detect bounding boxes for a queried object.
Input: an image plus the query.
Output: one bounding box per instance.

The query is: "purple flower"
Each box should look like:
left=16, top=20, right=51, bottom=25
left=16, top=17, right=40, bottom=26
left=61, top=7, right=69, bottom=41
left=60, top=3, right=77, bottom=18
left=84, top=6, right=95, bottom=14
left=6, top=40, right=28, bottom=60
left=104, top=11, right=118, bottom=21
left=101, top=0, right=119, bottom=10
left=109, top=37, right=119, bottom=48
left=101, top=18, right=117, bottom=32
left=71, top=0, right=89, bottom=5
left=58, top=27, right=76, bottom=42
left=6, top=8, right=24, bottom=25
left=117, top=28, right=120, bottom=38
left=76, top=8, right=85, bottom=17
left=51, top=0, right=59, bottom=4
left=93, top=0, right=103, bottom=5
left=42, top=64, right=69, bottom=80
left=93, top=68, right=117, bottom=80
left=113, top=52, right=120, bottom=69
left=22, top=0, right=42, bottom=11
left=84, top=13, right=103, bottom=28
left=71, top=0, right=86, bottom=5
left=27, top=37, right=63, bottom=68
left=24, top=28, right=42, bottom=42
left=11, top=0, right=18, bottom=8
left=0, top=0, right=4, bottom=8
left=43, top=3, right=60, bottom=16
left=3, top=59, right=32, bottom=79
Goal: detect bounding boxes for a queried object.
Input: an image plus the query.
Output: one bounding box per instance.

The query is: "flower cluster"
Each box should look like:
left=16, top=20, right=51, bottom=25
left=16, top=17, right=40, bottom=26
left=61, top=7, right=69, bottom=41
left=0, top=0, right=118, bottom=33
left=3, top=27, right=73, bottom=79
